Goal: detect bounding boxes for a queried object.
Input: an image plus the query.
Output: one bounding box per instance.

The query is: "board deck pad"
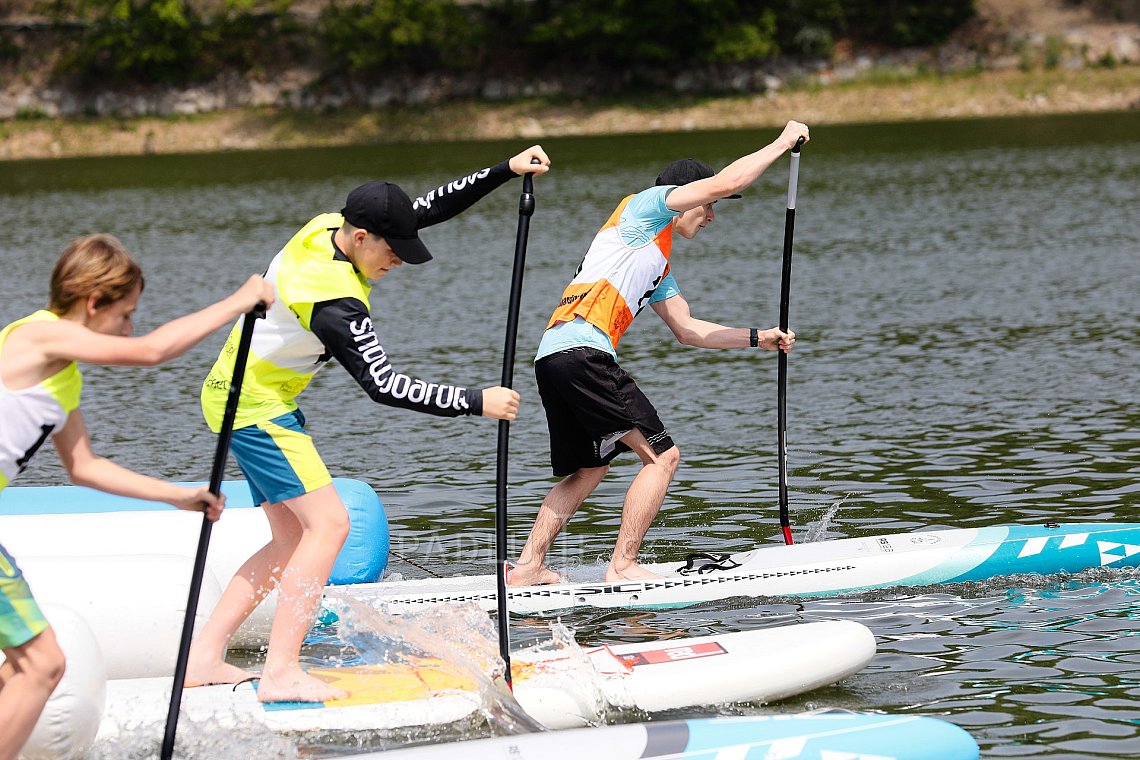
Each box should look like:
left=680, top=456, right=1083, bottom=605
left=260, top=661, right=479, bottom=711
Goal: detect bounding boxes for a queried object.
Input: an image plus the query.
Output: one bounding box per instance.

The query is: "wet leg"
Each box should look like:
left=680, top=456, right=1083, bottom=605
left=510, top=466, right=608, bottom=586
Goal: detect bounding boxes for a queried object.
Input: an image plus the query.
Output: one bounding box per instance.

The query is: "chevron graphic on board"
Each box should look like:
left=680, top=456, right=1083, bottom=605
left=1017, top=537, right=1048, bottom=558
left=1097, top=541, right=1140, bottom=566
left=758, top=737, right=805, bottom=759
left=1058, top=532, right=1089, bottom=549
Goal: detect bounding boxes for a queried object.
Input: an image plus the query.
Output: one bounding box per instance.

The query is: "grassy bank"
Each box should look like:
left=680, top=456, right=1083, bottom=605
left=1, top=65, right=1137, bottom=162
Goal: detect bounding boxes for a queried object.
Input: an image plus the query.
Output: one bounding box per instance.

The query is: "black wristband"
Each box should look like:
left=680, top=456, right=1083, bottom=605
left=749, top=327, right=759, bottom=348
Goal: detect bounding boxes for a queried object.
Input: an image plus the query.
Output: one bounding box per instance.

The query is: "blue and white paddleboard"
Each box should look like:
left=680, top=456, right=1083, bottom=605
left=347, top=522, right=1140, bottom=615
left=96, top=622, right=875, bottom=734
left=359, top=713, right=979, bottom=760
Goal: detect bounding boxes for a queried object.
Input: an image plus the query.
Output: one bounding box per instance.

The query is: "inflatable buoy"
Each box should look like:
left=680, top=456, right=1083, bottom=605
left=1, top=604, right=105, bottom=760
left=0, top=478, right=390, bottom=585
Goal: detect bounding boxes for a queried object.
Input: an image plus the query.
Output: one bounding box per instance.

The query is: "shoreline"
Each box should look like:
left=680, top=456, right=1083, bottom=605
left=2, top=66, right=1138, bottom=162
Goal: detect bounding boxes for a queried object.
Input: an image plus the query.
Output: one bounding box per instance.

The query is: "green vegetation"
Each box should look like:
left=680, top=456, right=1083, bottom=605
left=16, top=0, right=976, bottom=88
left=35, top=0, right=296, bottom=84
left=318, top=0, right=481, bottom=75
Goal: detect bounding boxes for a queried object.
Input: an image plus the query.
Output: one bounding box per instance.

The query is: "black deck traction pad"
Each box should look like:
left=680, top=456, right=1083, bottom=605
left=676, top=552, right=743, bottom=575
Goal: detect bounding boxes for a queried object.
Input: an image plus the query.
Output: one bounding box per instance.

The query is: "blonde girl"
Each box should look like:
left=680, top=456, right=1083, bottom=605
left=0, top=234, right=273, bottom=760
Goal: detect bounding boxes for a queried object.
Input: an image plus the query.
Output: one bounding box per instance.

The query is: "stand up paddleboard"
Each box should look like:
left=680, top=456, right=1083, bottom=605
left=344, top=522, right=1140, bottom=615
left=97, top=621, right=875, bottom=735
left=362, top=712, right=980, bottom=760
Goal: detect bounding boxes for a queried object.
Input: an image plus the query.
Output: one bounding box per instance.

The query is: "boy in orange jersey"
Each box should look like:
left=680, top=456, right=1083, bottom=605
left=510, top=122, right=808, bottom=585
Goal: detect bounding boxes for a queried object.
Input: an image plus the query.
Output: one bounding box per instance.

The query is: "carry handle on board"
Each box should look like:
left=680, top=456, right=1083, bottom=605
left=162, top=302, right=266, bottom=760
left=495, top=158, right=540, bottom=687
left=777, top=136, right=804, bottom=546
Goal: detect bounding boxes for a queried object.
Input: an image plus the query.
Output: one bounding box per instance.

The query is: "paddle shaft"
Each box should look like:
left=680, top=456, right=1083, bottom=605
left=496, top=166, right=537, bottom=686
left=777, top=137, right=803, bottom=546
left=162, top=303, right=264, bottom=759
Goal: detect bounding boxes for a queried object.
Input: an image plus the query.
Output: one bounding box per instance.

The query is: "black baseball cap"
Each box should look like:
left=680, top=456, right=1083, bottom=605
left=340, top=181, right=432, bottom=264
left=655, top=158, right=742, bottom=199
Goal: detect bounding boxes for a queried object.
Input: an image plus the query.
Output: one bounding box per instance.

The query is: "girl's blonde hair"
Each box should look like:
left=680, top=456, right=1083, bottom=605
left=48, top=234, right=145, bottom=315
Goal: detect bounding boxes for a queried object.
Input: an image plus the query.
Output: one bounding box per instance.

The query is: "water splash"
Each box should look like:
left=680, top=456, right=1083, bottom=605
left=86, top=714, right=298, bottom=760
left=803, top=493, right=854, bottom=543
left=328, top=592, right=548, bottom=734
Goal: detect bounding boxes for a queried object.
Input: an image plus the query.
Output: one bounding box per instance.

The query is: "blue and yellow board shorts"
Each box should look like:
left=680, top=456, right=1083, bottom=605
left=0, top=543, right=49, bottom=650
left=229, top=409, right=332, bottom=506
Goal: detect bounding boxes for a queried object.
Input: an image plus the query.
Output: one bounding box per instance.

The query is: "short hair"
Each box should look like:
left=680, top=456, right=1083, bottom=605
left=48, top=234, right=145, bottom=315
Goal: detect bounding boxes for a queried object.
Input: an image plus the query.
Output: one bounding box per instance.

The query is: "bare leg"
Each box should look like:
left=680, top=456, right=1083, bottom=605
left=606, top=432, right=679, bottom=582
left=185, top=500, right=303, bottom=687
left=255, top=484, right=350, bottom=703
left=0, top=628, right=65, bottom=760
left=510, top=466, right=608, bottom=586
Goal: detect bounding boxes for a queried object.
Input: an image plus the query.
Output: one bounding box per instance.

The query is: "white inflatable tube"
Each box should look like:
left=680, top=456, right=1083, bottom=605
left=17, top=555, right=222, bottom=680
left=0, top=477, right=389, bottom=586
left=0, top=603, right=105, bottom=760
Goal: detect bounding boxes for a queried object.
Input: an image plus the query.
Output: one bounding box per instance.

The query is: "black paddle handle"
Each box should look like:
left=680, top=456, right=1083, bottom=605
left=777, top=137, right=803, bottom=546
left=162, top=301, right=266, bottom=759
left=495, top=159, right=539, bottom=687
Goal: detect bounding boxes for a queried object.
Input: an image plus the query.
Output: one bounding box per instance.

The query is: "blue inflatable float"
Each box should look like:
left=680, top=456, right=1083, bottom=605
left=0, top=477, right=389, bottom=585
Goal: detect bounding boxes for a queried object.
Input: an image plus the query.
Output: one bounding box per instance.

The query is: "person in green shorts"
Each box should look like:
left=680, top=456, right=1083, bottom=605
left=0, top=233, right=272, bottom=760
left=184, top=145, right=550, bottom=703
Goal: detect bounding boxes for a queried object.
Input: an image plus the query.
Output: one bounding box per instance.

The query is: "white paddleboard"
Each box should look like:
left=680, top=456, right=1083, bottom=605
left=97, top=621, right=875, bottom=736
left=344, top=522, right=1140, bottom=615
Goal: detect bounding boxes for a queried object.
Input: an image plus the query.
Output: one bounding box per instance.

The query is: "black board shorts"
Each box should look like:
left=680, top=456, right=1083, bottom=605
left=534, top=347, right=675, bottom=477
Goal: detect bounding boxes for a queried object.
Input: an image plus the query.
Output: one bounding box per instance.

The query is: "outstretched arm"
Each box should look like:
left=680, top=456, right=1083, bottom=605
left=25, top=275, right=273, bottom=369
left=52, top=410, right=224, bottom=520
left=411, top=145, right=550, bottom=229
left=664, top=121, right=809, bottom=213
left=310, top=298, right=519, bottom=420
left=652, top=295, right=795, bottom=352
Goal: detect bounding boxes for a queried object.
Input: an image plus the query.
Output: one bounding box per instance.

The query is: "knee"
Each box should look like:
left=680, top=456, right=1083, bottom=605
left=568, top=466, right=608, bottom=488
left=47, top=651, right=66, bottom=690
left=29, top=633, right=67, bottom=690
left=322, top=507, right=351, bottom=546
left=659, top=445, right=680, bottom=475
left=584, top=465, right=609, bottom=485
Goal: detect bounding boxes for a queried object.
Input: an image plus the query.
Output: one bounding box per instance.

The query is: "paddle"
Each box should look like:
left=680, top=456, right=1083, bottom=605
left=161, top=302, right=265, bottom=760
left=777, top=137, right=804, bottom=546
left=495, top=160, right=538, bottom=688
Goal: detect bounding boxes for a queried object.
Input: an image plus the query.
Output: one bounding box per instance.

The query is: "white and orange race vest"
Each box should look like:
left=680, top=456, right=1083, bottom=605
left=546, top=194, right=674, bottom=348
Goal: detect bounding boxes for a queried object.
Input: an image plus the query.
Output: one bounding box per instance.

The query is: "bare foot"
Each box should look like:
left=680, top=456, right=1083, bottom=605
left=256, top=669, right=350, bottom=703
left=507, top=564, right=562, bottom=586
left=184, top=661, right=251, bottom=688
left=605, top=562, right=664, bottom=582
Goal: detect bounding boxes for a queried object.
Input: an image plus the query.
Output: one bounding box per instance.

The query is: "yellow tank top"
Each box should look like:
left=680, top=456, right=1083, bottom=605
left=0, top=311, right=83, bottom=490
left=201, top=214, right=371, bottom=431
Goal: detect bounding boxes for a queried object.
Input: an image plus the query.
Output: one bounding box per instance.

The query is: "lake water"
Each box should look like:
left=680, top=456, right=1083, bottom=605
left=1, top=111, right=1138, bottom=759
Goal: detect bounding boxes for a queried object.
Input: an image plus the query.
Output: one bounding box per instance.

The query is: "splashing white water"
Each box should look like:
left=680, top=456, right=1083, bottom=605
left=803, top=494, right=853, bottom=543
left=329, top=592, right=552, bottom=734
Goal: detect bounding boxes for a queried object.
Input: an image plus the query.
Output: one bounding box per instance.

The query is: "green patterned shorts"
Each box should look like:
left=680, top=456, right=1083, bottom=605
left=0, top=543, right=49, bottom=650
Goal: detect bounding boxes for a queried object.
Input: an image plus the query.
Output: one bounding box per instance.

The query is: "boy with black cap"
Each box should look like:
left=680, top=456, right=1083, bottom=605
left=509, top=122, right=808, bottom=587
left=186, top=145, right=549, bottom=703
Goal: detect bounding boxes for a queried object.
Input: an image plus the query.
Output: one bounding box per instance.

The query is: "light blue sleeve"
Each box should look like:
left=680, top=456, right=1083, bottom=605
left=619, top=186, right=678, bottom=247
left=648, top=272, right=681, bottom=304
